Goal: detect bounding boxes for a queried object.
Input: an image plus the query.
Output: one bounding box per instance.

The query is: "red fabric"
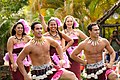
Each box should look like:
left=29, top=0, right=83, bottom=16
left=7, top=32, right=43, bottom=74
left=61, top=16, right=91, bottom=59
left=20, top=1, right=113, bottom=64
left=66, top=39, right=81, bottom=80
left=9, top=63, right=30, bottom=80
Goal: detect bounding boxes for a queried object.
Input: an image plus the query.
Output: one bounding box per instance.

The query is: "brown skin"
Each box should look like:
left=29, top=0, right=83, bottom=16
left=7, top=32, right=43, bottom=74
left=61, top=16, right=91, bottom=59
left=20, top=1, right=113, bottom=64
left=7, top=24, right=31, bottom=72
left=63, top=16, right=87, bottom=39
left=43, top=20, right=74, bottom=52
left=17, top=37, right=64, bottom=80
left=71, top=37, right=115, bottom=65
left=62, top=16, right=87, bottom=51
left=71, top=25, right=117, bottom=80
left=39, top=14, right=48, bottom=32
left=17, top=24, right=78, bottom=80
left=39, top=15, right=74, bottom=52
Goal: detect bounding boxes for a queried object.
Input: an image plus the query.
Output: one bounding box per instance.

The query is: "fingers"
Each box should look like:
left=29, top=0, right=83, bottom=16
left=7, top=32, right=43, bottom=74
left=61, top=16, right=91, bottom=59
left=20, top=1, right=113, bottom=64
left=11, top=64, right=18, bottom=72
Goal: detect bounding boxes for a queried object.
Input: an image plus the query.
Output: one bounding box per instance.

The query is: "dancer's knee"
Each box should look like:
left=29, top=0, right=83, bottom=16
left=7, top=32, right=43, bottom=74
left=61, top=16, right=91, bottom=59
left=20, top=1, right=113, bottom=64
left=60, top=69, right=78, bottom=80
left=108, top=72, right=118, bottom=80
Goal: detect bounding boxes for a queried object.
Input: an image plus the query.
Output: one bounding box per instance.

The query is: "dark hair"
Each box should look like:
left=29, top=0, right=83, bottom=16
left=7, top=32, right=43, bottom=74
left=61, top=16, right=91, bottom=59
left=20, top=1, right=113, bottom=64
left=63, top=16, right=74, bottom=29
left=31, top=22, right=41, bottom=30
left=112, top=30, right=118, bottom=34
left=47, top=19, right=62, bottom=40
left=87, top=23, right=98, bottom=31
left=12, top=22, right=26, bottom=36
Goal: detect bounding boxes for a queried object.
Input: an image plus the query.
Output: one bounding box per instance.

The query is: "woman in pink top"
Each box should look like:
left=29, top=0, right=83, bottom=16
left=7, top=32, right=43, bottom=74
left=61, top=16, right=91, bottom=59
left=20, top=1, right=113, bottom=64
left=4, top=19, right=31, bottom=80
left=62, top=15, right=88, bottom=80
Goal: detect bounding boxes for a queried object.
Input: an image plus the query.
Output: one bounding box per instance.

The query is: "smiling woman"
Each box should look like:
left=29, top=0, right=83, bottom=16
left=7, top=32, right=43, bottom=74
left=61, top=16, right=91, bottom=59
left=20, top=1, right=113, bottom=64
left=3, top=20, right=31, bottom=80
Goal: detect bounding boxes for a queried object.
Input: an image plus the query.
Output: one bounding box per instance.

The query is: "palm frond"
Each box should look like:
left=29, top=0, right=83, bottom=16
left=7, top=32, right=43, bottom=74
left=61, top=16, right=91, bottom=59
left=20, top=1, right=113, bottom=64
left=29, top=0, right=42, bottom=14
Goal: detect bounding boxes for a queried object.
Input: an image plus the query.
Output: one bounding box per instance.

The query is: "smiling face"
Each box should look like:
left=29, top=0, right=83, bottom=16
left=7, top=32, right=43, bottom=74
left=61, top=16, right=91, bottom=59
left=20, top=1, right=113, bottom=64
left=48, top=20, right=58, bottom=32
left=89, top=25, right=100, bottom=38
left=33, top=24, right=43, bottom=38
left=15, top=24, right=24, bottom=35
left=65, top=16, right=74, bottom=28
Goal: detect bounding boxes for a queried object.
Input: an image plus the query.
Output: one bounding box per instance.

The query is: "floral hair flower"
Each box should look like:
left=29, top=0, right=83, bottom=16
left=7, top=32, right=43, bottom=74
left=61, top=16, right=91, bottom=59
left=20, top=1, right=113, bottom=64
left=50, top=17, right=62, bottom=27
left=18, top=19, right=31, bottom=34
left=74, top=19, right=79, bottom=28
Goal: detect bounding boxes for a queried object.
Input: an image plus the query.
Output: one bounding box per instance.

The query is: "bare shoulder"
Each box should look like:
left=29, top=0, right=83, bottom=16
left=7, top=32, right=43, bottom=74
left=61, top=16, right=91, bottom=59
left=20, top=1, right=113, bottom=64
left=61, top=30, right=65, bottom=33
left=7, top=36, right=15, bottom=42
left=60, top=31, right=66, bottom=36
left=24, top=35, right=32, bottom=41
left=45, top=36, right=54, bottom=42
left=8, top=36, right=15, bottom=40
left=74, top=29, right=85, bottom=34
left=74, top=29, right=80, bottom=31
left=74, top=29, right=81, bottom=32
left=24, top=40, right=32, bottom=48
left=43, top=32, right=50, bottom=36
left=24, top=35, right=32, bottom=39
left=100, top=37, right=109, bottom=43
left=78, top=37, right=88, bottom=46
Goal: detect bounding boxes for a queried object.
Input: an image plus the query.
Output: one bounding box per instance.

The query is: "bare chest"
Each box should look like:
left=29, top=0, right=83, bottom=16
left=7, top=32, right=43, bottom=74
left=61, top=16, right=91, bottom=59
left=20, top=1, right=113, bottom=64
left=84, top=42, right=105, bottom=54
left=31, top=42, right=50, bottom=56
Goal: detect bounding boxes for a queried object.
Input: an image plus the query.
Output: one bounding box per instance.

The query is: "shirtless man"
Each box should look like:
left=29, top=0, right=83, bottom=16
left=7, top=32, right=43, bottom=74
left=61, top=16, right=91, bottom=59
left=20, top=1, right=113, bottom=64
left=71, top=23, right=117, bottom=80
left=17, top=22, right=78, bottom=80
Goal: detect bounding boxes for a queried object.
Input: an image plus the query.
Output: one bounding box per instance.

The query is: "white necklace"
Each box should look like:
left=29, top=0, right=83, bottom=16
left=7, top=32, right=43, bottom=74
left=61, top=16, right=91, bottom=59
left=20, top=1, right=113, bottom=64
left=32, top=37, right=45, bottom=45
left=88, top=38, right=100, bottom=46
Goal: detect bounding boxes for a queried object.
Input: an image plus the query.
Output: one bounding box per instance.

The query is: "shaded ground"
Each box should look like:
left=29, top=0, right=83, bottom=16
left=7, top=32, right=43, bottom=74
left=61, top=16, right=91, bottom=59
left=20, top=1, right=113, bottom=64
left=0, top=65, right=12, bottom=80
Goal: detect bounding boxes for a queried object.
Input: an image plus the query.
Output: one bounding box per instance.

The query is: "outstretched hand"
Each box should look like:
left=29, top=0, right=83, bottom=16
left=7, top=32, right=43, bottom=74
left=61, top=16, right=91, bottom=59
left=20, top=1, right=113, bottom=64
left=39, top=14, right=44, bottom=21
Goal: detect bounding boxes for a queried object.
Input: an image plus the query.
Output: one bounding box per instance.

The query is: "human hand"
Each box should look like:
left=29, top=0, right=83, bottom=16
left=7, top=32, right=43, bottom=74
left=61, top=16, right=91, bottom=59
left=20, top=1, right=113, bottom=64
left=11, top=63, right=18, bottom=72
left=83, top=60, right=87, bottom=66
left=105, top=63, right=113, bottom=68
left=63, top=47, right=67, bottom=52
left=39, top=14, right=44, bottom=21
left=59, top=60, right=66, bottom=68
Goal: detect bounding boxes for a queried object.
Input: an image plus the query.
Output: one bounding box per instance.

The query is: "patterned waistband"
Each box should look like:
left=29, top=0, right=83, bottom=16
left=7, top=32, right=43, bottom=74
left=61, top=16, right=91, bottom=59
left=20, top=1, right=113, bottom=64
left=86, top=60, right=104, bottom=69
left=31, top=63, right=52, bottom=70
left=84, top=61, right=107, bottom=79
left=31, top=63, right=57, bottom=80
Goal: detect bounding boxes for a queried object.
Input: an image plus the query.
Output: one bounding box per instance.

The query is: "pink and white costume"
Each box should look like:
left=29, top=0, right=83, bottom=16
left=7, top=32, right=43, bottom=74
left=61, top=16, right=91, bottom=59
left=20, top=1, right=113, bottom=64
left=3, top=42, right=31, bottom=80
left=66, top=35, right=82, bottom=80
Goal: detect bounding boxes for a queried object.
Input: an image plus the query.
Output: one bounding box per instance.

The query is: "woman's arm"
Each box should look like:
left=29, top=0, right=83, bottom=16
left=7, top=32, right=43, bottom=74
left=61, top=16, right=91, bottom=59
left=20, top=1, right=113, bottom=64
left=39, top=14, right=48, bottom=32
left=61, top=32, right=74, bottom=52
left=7, top=37, right=18, bottom=72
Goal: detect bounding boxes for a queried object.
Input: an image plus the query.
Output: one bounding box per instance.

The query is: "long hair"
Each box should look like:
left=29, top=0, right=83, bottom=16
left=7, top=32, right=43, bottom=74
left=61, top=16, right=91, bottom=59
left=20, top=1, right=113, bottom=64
left=47, top=19, right=62, bottom=40
left=12, top=22, right=26, bottom=36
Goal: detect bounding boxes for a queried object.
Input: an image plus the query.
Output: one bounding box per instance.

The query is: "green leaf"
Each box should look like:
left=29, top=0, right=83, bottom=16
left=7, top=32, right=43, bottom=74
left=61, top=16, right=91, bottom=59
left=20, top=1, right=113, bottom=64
left=89, top=0, right=99, bottom=15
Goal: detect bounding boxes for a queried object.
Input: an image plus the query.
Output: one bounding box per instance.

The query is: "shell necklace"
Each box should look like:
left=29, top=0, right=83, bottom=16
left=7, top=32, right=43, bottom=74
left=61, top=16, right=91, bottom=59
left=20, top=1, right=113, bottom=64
left=32, top=36, right=45, bottom=45
left=87, top=37, right=100, bottom=46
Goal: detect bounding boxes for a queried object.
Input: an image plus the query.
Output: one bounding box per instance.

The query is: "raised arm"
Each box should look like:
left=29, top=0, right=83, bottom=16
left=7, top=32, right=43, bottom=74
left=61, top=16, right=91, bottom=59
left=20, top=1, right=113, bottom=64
left=39, top=14, right=48, bottom=32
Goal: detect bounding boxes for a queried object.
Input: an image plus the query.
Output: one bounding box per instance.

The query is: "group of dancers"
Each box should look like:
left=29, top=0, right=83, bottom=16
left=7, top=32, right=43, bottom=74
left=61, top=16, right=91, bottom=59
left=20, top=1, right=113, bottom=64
left=3, top=14, right=119, bottom=80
